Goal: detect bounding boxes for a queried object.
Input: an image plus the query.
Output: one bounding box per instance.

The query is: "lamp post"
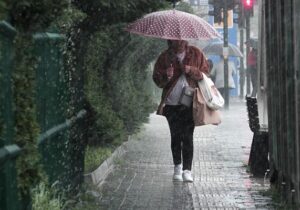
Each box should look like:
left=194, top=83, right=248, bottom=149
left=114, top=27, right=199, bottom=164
left=223, top=0, right=229, bottom=109
left=246, top=11, right=251, bottom=95
left=242, top=0, right=254, bottom=95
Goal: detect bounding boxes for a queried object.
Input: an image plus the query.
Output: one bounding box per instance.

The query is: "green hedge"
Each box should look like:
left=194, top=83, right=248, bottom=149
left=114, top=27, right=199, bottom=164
left=12, top=35, right=44, bottom=197
left=5, top=0, right=71, bottom=200
left=84, top=25, right=167, bottom=145
left=4, top=0, right=69, bottom=32
left=1, top=0, right=192, bottom=203
left=80, top=1, right=193, bottom=146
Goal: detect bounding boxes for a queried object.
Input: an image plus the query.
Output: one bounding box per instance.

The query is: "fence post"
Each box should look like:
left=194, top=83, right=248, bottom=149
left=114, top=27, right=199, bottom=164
left=0, top=20, right=22, bottom=210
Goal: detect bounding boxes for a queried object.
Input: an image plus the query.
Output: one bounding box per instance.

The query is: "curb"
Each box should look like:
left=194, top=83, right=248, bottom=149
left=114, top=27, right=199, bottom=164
left=84, top=137, right=130, bottom=187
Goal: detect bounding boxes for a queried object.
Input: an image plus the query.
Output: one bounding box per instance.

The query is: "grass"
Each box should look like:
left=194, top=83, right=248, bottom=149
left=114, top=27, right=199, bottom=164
left=31, top=145, right=117, bottom=210
left=64, top=182, right=104, bottom=210
left=84, top=146, right=112, bottom=173
left=31, top=182, right=64, bottom=210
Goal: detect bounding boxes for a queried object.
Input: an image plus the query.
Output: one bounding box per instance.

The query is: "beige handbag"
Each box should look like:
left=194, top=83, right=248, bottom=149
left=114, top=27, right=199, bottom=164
left=193, top=88, right=221, bottom=126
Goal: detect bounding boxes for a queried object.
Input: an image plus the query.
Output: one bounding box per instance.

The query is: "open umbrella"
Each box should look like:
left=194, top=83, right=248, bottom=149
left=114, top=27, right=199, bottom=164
left=125, top=9, right=221, bottom=40
left=189, top=38, right=222, bottom=50
left=202, top=41, right=243, bottom=57
left=245, top=38, right=258, bottom=49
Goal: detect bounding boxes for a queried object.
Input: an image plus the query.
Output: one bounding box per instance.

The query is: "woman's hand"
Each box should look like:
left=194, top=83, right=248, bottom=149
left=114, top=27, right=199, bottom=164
left=184, top=65, right=192, bottom=74
left=166, top=65, right=174, bottom=80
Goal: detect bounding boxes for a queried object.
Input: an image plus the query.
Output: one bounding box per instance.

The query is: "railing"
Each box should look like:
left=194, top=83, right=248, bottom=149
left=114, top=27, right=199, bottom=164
left=0, top=145, right=22, bottom=165
left=37, top=109, right=87, bottom=188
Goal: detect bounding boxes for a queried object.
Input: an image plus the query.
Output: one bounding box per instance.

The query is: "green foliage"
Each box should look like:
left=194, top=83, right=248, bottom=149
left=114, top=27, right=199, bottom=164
left=106, top=34, right=167, bottom=132
left=2, top=0, right=177, bottom=205
left=84, top=23, right=167, bottom=145
left=176, top=2, right=194, bottom=13
left=31, top=182, right=64, bottom=210
left=7, top=0, right=69, bottom=32
left=66, top=0, right=169, bottom=147
left=12, top=35, right=43, bottom=196
left=72, top=0, right=168, bottom=25
left=77, top=0, right=194, bottom=145
left=64, top=182, right=102, bottom=210
left=50, top=5, right=86, bottom=34
left=0, top=0, right=8, bottom=20
left=85, top=30, right=126, bottom=145
left=84, top=146, right=112, bottom=173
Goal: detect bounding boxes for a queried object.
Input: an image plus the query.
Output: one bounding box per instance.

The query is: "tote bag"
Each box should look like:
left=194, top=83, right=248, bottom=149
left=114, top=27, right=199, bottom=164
left=198, top=74, right=224, bottom=110
left=193, top=88, right=221, bottom=126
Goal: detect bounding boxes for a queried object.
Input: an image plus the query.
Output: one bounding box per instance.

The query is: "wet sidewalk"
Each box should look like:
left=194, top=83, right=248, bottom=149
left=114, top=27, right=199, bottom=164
left=93, top=99, right=274, bottom=209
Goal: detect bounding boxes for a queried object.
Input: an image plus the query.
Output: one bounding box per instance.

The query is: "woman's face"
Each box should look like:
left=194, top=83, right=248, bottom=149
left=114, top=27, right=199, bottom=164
left=168, top=40, right=187, bottom=53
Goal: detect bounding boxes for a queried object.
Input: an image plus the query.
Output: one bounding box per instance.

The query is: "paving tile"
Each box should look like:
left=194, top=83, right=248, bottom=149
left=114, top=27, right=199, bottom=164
left=94, top=99, right=274, bottom=209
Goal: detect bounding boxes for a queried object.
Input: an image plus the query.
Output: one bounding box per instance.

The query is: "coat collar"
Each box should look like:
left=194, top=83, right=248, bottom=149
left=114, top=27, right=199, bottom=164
left=167, top=45, right=192, bottom=64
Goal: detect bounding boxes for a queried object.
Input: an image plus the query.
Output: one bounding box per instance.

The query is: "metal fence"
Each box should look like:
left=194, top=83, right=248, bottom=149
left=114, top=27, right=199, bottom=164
left=0, top=21, right=22, bottom=210
left=0, top=21, right=87, bottom=209
left=34, top=32, right=73, bottom=188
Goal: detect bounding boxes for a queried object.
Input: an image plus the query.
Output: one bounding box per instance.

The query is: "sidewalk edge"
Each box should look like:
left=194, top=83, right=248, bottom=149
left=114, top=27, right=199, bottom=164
left=83, top=136, right=130, bottom=187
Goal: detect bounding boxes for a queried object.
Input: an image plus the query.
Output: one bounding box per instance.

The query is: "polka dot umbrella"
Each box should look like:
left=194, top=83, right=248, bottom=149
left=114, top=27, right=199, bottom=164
left=125, top=9, right=221, bottom=40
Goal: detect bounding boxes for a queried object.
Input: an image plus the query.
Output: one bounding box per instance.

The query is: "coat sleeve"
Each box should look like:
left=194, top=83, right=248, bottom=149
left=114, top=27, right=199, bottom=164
left=152, top=52, right=169, bottom=88
left=186, top=47, right=209, bottom=81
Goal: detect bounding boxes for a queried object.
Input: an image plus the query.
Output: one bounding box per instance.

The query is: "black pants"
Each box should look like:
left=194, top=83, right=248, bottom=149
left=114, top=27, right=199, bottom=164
left=249, top=66, right=257, bottom=97
left=163, top=105, right=195, bottom=171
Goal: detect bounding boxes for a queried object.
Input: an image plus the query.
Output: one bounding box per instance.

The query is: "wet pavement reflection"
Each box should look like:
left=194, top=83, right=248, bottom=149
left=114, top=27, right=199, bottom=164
left=93, top=99, right=274, bottom=209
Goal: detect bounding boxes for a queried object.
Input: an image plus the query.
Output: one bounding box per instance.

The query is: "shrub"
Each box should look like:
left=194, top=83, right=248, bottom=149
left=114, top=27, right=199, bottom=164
left=31, top=182, right=64, bottom=210
left=84, top=146, right=112, bottom=173
left=7, top=0, right=69, bottom=32
left=84, top=24, right=167, bottom=146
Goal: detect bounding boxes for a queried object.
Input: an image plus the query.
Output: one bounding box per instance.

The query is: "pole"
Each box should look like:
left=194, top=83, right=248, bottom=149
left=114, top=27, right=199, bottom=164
left=246, top=10, right=251, bottom=95
left=240, top=28, right=245, bottom=99
left=223, top=0, right=229, bottom=109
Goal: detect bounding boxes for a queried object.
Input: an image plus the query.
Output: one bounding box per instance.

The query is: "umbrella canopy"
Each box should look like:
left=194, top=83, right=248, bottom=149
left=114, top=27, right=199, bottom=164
left=125, top=9, right=221, bottom=40
left=245, top=38, right=258, bottom=49
left=202, top=41, right=243, bottom=57
left=189, top=38, right=222, bottom=50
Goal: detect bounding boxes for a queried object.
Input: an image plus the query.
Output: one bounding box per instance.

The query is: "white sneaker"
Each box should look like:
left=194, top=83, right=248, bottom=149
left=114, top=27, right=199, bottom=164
left=173, top=164, right=183, bottom=181
left=182, top=170, right=193, bottom=182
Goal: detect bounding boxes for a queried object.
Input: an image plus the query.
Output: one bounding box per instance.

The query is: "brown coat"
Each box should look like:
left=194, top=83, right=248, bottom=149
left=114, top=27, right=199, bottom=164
left=153, top=45, right=209, bottom=115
